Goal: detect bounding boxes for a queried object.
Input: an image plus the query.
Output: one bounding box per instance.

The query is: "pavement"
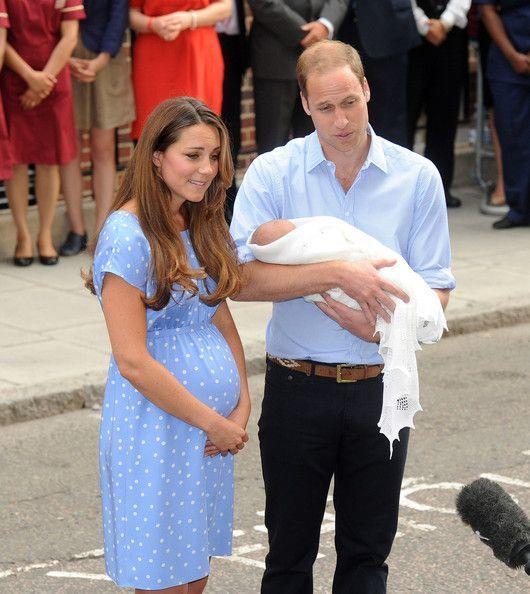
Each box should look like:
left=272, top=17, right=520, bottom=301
left=1, top=184, right=530, bottom=426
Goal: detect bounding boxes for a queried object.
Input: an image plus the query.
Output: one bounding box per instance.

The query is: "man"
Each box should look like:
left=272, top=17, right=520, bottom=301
left=408, top=0, right=472, bottom=208
left=230, top=40, right=455, bottom=593
left=216, top=0, right=248, bottom=221
left=338, top=0, right=420, bottom=146
left=248, top=0, right=348, bottom=154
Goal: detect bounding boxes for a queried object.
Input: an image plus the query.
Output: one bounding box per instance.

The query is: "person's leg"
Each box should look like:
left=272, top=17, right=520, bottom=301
left=253, top=78, right=297, bottom=154
left=490, top=80, right=530, bottom=226
left=91, top=127, right=116, bottom=232
left=135, top=584, right=188, bottom=594
left=488, top=109, right=505, bottom=205
left=187, top=575, right=208, bottom=594
left=34, top=164, right=60, bottom=260
left=424, top=28, right=467, bottom=200
left=6, top=164, right=32, bottom=260
left=332, top=377, right=409, bottom=594
left=406, top=43, right=428, bottom=151
left=60, top=132, right=85, bottom=236
left=259, top=360, right=340, bottom=594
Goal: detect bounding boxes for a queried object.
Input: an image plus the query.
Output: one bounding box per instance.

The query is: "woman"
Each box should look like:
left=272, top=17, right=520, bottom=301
left=86, top=97, right=251, bottom=592
left=0, top=0, right=12, bottom=182
left=60, top=0, right=136, bottom=257
left=476, top=0, right=530, bottom=229
left=1, top=0, right=85, bottom=266
left=129, top=0, right=231, bottom=139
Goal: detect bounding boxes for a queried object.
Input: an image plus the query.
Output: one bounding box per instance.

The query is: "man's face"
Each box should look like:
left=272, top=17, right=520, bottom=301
left=301, top=65, right=370, bottom=155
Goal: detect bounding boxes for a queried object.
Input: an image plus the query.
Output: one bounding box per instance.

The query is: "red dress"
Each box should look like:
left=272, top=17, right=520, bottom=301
left=0, top=0, right=12, bottom=179
left=0, top=0, right=85, bottom=166
left=130, top=0, right=224, bottom=139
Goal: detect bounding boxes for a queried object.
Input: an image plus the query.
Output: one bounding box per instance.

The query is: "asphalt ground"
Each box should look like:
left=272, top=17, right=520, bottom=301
left=1, top=322, right=529, bottom=594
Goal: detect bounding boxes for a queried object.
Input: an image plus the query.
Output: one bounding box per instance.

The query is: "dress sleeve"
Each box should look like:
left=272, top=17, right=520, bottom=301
left=130, top=0, right=145, bottom=10
left=0, top=0, right=9, bottom=28
left=61, top=0, right=86, bottom=21
left=93, top=216, right=151, bottom=299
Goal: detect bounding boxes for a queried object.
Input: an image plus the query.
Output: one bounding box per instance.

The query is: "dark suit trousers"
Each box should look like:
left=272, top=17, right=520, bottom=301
left=219, top=32, right=246, bottom=220
left=407, top=28, right=468, bottom=192
left=259, top=360, right=409, bottom=594
left=253, top=78, right=314, bottom=154
left=338, top=18, right=409, bottom=147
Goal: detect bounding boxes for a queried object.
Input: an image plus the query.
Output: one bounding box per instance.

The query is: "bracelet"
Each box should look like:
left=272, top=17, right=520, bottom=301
left=189, top=10, right=197, bottom=30
left=147, top=17, right=154, bottom=32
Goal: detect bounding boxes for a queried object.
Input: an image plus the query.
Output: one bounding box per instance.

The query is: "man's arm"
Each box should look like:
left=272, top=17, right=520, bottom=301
left=433, top=288, right=450, bottom=310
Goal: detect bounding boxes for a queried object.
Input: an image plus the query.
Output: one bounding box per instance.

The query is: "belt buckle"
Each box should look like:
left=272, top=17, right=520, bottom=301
left=336, top=364, right=357, bottom=383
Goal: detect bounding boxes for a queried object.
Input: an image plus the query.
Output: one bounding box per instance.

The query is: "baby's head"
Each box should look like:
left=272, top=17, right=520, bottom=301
left=251, top=220, right=296, bottom=246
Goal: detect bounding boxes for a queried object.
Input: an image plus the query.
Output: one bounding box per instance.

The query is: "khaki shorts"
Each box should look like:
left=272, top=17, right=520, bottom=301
left=72, top=35, right=136, bottom=130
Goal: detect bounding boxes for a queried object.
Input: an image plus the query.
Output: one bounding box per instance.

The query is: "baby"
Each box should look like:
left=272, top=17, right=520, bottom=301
left=251, top=219, right=297, bottom=246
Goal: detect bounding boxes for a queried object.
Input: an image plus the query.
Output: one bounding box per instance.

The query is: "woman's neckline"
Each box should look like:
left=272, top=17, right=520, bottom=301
left=115, top=209, right=189, bottom=233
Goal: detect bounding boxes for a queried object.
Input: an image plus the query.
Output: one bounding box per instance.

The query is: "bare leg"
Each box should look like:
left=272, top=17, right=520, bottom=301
left=35, top=164, right=60, bottom=257
left=488, top=109, right=505, bottom=205
left=188, top=575, right=208, bottom=594
left=135, top=584, right=188, bottom=594
left=91, top=127, right=116, bottom=232
left=5, top=164, right=32, bottom=258
left=60, top=133, right=85, bottom=235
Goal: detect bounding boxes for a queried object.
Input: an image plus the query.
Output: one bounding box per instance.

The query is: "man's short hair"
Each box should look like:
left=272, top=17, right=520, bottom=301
left=296, top=40, right=365, bottom=97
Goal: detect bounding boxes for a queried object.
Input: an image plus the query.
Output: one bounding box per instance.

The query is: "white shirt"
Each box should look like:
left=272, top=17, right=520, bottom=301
left=410, top=0, right=472, bottom=35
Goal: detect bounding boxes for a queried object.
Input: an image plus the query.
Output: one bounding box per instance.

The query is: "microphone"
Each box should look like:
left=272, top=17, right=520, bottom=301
left=456, top=478, right=530, bottom=575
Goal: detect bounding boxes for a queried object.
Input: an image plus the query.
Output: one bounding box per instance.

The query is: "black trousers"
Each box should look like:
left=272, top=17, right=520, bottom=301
left=407, top=28, right=468, bottom=192
left=338, top=14, right=409, bottom=147
left=259, top=360, right=409, bottom=594
left=253, top=78, right=314, bottom=155
left=219, top=32, right=247, bottom=221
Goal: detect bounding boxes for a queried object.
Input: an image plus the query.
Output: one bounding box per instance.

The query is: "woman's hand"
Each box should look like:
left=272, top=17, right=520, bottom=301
left=205, top=415, right=248, bottom=457
left=151, top=13, right=186, bottom=41
left=19, top=88, right=43, bottom=110
left=26, top=69, right=56, bottom=98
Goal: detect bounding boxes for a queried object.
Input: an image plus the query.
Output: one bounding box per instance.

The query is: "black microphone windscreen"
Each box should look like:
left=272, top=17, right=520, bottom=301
left=456, top=478, right=530, bottom=569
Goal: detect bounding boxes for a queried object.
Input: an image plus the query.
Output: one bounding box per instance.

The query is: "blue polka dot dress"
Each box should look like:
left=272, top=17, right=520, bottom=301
left=93, top=211, right=240, bottom=589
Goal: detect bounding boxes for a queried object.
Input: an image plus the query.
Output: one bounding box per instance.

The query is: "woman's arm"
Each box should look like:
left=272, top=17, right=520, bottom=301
left=205, top=301, right=251, bottom=457
left=480, top=5, right=530, bottom=75
left=4, top=44, right=57, bottom=95
left=42, top=18, right=79, bottom=78
left=102, top=273, right=248, bottom=454
left=0, top=29, right=6, bottom=71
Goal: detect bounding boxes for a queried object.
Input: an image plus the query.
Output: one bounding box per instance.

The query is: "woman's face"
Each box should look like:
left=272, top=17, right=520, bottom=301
left=154, top=123, right=221, bottom=209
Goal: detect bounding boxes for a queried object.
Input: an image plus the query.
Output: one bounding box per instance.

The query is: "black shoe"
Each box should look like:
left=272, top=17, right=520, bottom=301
left=38, top=252, right=59, bottom=265
left=445, top=193, right=462, bottom=208
left=13, top=255, right=34, bottom=267
left=492, top=215, right=528, bottom=230
left=60, top=231, right=88, bottom=256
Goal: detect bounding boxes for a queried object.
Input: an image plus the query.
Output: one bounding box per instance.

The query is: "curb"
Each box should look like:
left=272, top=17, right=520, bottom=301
left=2, top=303, right=530, bottom=428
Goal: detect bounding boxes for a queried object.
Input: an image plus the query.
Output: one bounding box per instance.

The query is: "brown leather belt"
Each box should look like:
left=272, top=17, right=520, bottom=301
left=267, top=355, right=383, bottom=383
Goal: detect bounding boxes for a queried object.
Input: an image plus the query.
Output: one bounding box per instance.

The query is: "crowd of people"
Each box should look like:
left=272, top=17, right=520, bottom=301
left=0, top=1, right=528, bottom=268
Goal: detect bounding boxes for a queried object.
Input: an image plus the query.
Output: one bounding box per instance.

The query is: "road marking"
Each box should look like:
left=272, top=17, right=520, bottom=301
left=400, top=481, right=464, bottom=514
left=480, top=473, right=530, bottom=489
left=523, top=450, right=530, bottom=457
left=233, top=530, right=245, bottom=537
left=399, top=518, right=437, bottom=532
left=47, top=571, right=111, bottom=581
left=72, top=548, right=104, bottom=560
left=0, top=560, right=59, bottom=579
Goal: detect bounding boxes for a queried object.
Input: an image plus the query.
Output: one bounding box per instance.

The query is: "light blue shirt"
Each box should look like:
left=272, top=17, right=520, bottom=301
left=230, top=128, right=456, bottom=364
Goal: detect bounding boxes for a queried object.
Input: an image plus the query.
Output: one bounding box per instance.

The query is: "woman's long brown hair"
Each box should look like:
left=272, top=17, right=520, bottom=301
left=84, top=96, right=244, bottom=309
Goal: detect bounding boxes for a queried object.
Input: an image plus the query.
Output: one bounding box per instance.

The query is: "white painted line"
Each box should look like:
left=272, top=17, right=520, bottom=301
left=72, top=548, right=104, bottom=560
left=395, top=531, right=404, bottom=539
left=0, top=560, right=59, bottom=580
left=320, top=523, right=335, bottom=535
left=522, top=450, right=530, bottom=457
left=256, top=510, right=265, bottom=517
left=399, top=518, right=437, bottom=532
left=233, top=530, right=245, bottom=537
left=233, top=544, right=265, bottom=555
left=228, top=555, right=266, bottom=569
left=47, top=571, right=111, bottom=581
left=322, top=512, right=335, bottom=521
left=253, top=524, right=267, bottom=533
left=480, top=473, right=530, bottom=489
left=400, top=481, right=464, bottom=514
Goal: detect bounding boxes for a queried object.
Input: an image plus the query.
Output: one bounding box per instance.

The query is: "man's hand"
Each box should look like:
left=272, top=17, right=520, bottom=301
left=316, top=294, right=381, bottom=342
left=300, top=21, right=329, bottom=49
left=336, top=259, right=408, bottom=326
left=20, top=89, right=43, bottom=110
left=425, top=19, right=447, bottom=46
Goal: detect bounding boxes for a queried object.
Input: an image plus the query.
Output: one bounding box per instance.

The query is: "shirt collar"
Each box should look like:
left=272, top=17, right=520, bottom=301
left=306, top=124, right=388, bottom=175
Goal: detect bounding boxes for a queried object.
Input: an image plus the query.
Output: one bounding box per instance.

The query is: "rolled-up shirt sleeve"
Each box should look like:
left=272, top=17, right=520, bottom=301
left=406, top=160, right=456, bottom=290
left=229, top=155, right=281, bottom=264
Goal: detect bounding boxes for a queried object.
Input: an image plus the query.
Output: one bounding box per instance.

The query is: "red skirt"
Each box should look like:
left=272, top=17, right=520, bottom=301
left=0, top=98, right=12, bottom=179
left=1, top=66, right=77, bottom=166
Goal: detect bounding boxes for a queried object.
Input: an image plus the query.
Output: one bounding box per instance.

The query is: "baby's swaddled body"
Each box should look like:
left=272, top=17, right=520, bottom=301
left=249, top=216, right=448, bottom=455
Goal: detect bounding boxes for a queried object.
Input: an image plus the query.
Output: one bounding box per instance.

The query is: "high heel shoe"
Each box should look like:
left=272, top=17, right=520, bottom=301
left=37, top=240, right=59, bottom=265
left=13, top=255, right=34, bottom=267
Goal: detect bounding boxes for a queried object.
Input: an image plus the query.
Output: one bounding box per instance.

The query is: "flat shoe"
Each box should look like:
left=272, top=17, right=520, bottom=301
left=60, top=231, right=88, bottom=256
left=13, top=256, right=34, bottom=267
left=492, top=216, right=528, bottom=230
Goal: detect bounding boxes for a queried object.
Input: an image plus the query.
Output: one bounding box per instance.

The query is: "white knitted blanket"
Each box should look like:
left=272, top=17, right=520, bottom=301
left=248, top=216, right=448, bottom=456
